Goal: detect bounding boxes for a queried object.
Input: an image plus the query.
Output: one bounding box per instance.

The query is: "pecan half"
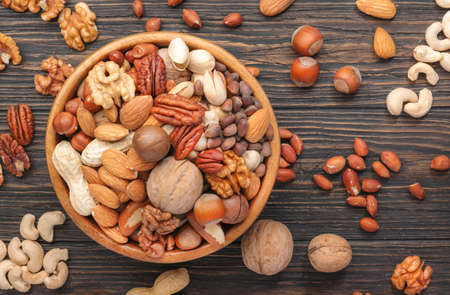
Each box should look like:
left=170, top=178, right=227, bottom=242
left=152, top=93, right=205, bottom=126
left=7, top=104, right=34, bottom=146
left=133, top=53, right=166, bottom=96
left=196, top=149, right=224, bottom=174
left=34, top=56, right=74, bottom=96
left=0, top=134, right=30, bottom=177
left=170, top=124, right=204, bottom=160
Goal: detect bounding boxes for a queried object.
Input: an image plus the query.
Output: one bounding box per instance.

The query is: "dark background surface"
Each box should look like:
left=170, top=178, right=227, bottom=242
left=0, top=0, right=449, bottom=294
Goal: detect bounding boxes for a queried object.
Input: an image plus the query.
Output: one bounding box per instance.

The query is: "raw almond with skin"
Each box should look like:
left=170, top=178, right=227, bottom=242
left=98, top=166, right=129, bottom=193
left=81, top=165, right=103, bottom=184
left=372, top=160, right=390, bottom=178
left=77, top=107, right=96, bottom=137
left=374, top=27, right=396, bottom=59
left=101, top=149, right=137, bottom=180
left=94, top=123, right=129, bottom=142
left=92, top=204, right=119, bottom=227
left=100, top=226, right=128, bottom=244
left=380, top=150, right=401, bottom=172
left=259, top=0, right=294, bottom=16
left=119, top=95, right=153, bottom=130
left=126, top=148, right=156, bottom=172
left=346, top=196, right=367, bottom=207
left=126, top=179, right=146, bottom=202
left=347, top=154, right=366, bottom=171
left=118, top=201, right=146, bottom=236
left=366, top=195, right=378, bottom=217
left=342, top=168, right=361, bottom=196
left=356, top=0, right=396, bottom=20
left=313, top=174, right=333, bottom=191
left=245, top=109, right=269, bottom=143
left=323, top=156, right=346, bottom=174
left=105, top=105, right=118, bottom=123
left=88, top=184, right=120, bottom=209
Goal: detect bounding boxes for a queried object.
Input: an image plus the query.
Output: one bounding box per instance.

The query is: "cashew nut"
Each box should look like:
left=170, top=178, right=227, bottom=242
left=21, top=267, right=48, bottom=285
left=0, top=241, right=6, bottom=262
left=37, top=211, right=66, bottom=242
left=443, top=11, right=450, bottom=38
left=7, top=237, right=28, bottom=266
left=425, top=22, right=450, bottom=51
left=7, top=265, right=30, bottom=293
left=43, top=248, right=69, bottom=274
left=413, top=45, right=442, bottom=63
left=43, top=261, right=69, bottom=289
left=408, top=62, right=439, bottom=85
left=404, top=88, right=433, bottom=118
left=440, top=52, right=450, bottom=71
left=0, top=260, right=17, bottom=290
left=436, top=0, right=450, bottom=8
left=20, top=214, right=39, bottom=241
left=22, top=240, right=44, bottom=273
left=386, top=88, right=418, bottom=116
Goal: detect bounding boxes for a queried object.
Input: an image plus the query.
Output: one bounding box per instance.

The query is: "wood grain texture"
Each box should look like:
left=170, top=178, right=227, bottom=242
left=0, top=0, right=449, bottom=294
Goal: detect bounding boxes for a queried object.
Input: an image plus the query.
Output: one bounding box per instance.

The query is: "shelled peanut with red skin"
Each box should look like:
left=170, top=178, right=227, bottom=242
left=276, top=128, right=303, bottom=183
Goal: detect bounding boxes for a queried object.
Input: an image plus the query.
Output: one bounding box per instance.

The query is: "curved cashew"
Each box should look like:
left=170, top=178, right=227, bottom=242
left=7, top=266, right=30, bottom=293
left=386, top=88, right=419, bottom=116
left=44, top=261, right=69, bottom=289
left=20, top=214, right=39, bottom=241
left=436, top=0, right=450, bottom=8
left=21, top=267, right=48, bottom=284
left=413, top=45, right=442, bottom=63
left=440, top=52, right=450, bottom=71
left=43, top=248, right=69, bottom=274
left=22, top=240, right=44, bottom=273
left=7, top=237, right=28, bottom=266
left=443, top=11, right=450, bottom=38
left=0, top=260, right=17, bottom=290
left=408, top=62, right=439, bottom=85
left=425, top=22, right=450, bottom=52
left=37, top=211, right=66, bottom=242
left=0, top=241, right=6, bottom=262
left=404, top=88, right=433, bottom=118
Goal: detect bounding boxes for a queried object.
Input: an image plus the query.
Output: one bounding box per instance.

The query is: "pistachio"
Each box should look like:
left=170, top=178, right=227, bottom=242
left=168, top=38, right=190, bottom=71
left=188, top=49, right=215, bottom=74
left=169, top=81, right=194, bottom=99
left=203, top=110, right=220, bottom=127
left=203, top=70, right=227, bottom=106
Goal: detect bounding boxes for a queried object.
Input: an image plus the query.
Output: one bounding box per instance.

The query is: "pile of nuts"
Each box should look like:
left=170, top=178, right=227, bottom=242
left=0, top=211, right=69, bottom=292
left=51, top=37, right=272, bottom=258
left=277, top=128, right=303, bottom=183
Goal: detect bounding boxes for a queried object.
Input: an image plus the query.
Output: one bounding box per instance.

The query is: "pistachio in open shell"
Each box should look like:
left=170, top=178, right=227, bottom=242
left=188, top=49, right=215, bottom=74
left=168, top=38, right=190, bottom=71
left=169, top=81, right=194, bottom=99
left=158, top=48, right=191, bottom=83
left=203, top=70, right=227, bottom=106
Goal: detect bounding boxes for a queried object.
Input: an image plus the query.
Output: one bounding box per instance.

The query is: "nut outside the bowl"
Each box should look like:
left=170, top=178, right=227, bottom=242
left=45, top=32, right=280, bottom=263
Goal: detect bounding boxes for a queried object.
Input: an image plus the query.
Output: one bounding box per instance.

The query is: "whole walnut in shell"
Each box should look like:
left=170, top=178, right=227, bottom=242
left=241, top=219, right=293, bottom=276
left=307, top=233, right=352, bottom=273
left=147, top=156, right=203, bottom=215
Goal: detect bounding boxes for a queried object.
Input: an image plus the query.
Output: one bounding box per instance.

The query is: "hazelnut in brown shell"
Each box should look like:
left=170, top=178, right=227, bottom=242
left=133, top=125, right=171, bottom=162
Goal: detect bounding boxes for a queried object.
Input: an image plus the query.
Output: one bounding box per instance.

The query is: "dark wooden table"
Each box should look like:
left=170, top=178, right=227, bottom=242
left=0, top=0, right=449, bottom=294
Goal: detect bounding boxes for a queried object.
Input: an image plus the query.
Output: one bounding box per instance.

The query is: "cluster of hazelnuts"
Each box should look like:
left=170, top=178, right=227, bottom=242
left=290, top=25, right=362, bottom=94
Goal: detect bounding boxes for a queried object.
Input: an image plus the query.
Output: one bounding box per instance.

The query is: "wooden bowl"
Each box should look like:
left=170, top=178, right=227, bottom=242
left=45, top=32, right=280, bottom=263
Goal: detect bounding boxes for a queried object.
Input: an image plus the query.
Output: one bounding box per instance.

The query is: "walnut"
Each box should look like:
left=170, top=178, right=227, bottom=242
left=2, top=0, right=40, bottom=13
left=391, top=255, right=433, bottom=295
left=39, top=0, right=65, bottom=21
left=58, top=2, right=98, bottom=51
left=0, top=133, right=30, bottom=177
left=0, top=32, right=22, bottom=72
left=34, top=56, right=74, bottom=96
left=86, top=60, right=135, bottom=110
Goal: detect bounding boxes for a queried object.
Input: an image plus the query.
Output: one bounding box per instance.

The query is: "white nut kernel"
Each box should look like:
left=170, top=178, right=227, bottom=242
left=81, top=133, right=134, bottom=167
left=425, top=22, right=450, bottom=52
left=8, top=266, right=30, bottom=293
left=440, top=52, right=450, bottom=71
left=443, top=10, right=450, bottom=38
left=38, top=211, right=66, bottom=242
left=188, top=49, right=215, bottom=74
left=20, top=214, right=39, bottom=241
left=0, top=241, right=6, bottom=262
left=0, top=260, right=17, bottom=290
left=203, top=110, right=219, bottom=127
left=404, top=88, right=433, bottom=118
left=386, top=88, right=418, bottom=116
left=436, top=0, right=450, bottom=8
left=243, top=150, right=262, bottom=171
left=161, top=124, right=175, bottom=136
left=8, top=237, right=28, bottom=266
left=22, top=240, right=44, bottom=273
left=168, top=38, right=190, bottom=71
left=413, top=45, right=442, bottom=63
left=43, top=248, right=69, bottom=274
left=408, top=62, right=439, bottom=85
left=21, top=267, right=48, bottom=285
left=43, top=261, right=69, bottom=289
left=169, top=81, right=194, bottom=99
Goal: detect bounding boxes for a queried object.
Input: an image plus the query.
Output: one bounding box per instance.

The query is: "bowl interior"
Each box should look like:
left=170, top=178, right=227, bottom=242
left=45, top=32, right=280, bottom=263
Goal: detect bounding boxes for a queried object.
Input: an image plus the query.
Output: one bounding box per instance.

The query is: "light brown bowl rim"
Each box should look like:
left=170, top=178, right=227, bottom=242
left=45, top=32, right=280, bottom=263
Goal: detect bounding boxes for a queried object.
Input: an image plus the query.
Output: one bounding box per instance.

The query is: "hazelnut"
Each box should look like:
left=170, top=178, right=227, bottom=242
left=175, top=224, right=202, bottom=250
left=222, top=195, right=249, bottom=224
left=187, top=212, right=225, bottom=246
left=334, top=66, right=362, bottom=94
left=70, top=131, right=92, bottom=152
left=64, top=97, right=84, bottom=115
left=290, top=57, right=320, bottom=88
left=308, top=233, right=352, bottom=273
left=83, top=95, right=101, bottom=113
left=53, top=112, right=78, bottom=136
left=291, top=25, right=323, bottom=56
left=133, top=125, right=171, bottom=162
left=193, top=193, right=225, bottom=226
left=241, top=219, right=293, bottom=276
left=108, top=50, right=124, bottom=66
left=145, top=17, right=161, bottom=32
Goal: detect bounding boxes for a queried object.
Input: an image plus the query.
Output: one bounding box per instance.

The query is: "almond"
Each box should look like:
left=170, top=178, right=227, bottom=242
left=223, top=13, right=242, bottom=28
left=118, top=201, right=146, bottom=236
left=380, top=150, right=401, bottom=172
left=105, top=105, right=118, bottom=123
left=126, top=148, right=156, bottom=172
left=101, top=148, right=137, bottom=180
left=346, top=196, right=367, bottom=207
left=372, top=160, right=391, bottom=178
left=362, top=178, right=381, bottom=193
left=360, top=217, right=379, bottom=233
left=281, top=143, right=297, bottom=163
left=259, top=0, right=294, bottom=16
left=409, top=182, right=425, bottom=200
left=143, top=114, right=163, bottom=127
left=430, top=155, right=449, bottom=171
left=290, top=134, right=303, bottom=155
left=92, top=204, right=119, bottom=227
left=353, top=137, right=368, bottom=157
left=94, top=123, right=129, bottom=142
left=244, top=172, right=261, bottom=200
left=356, top=0, right=396, bottom=20
left=313, top=174, right=333, bottom=191
left=100, top=226, right=128, bottom=244
left=118, top=191, right=130, bottom=203
left=88, top=184, right=120, bottom=209
left=119, top=95, right=153, bottom=130
left=81, top=165, right=103, bottom=184
left=98, top=166, right=129, bottom=193
left=182, top=9, right=202, bottom=29
left=76, top=107, right=96, bottom=137
left=126, top=179, right=147, bottom=202
left=347, top=154, right=366, bottom=171
left=245, top=109, right=269, bottom=143
left=374, top=27, right=396, bottom=59
left=342, top=168, right=361, bottom=196
left=276, top=168, right=296, bottom=183
left=323, top=156, right=346, bottom=175
left=366, top=195, right=378, bottom=217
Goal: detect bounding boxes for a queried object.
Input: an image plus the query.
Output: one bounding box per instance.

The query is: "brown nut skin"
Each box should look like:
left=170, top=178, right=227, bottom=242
left=182, top=9, right=202, bottom=29
left=222, top=195, right=249, bottom=224
left=175, top=224, right=202, bottom=250
left=70, top=131, right=92, bottom=152
left=53, top=112, right=78, bottom=136
left=132, top=0, right=144, bottom=18
left=360, top=217, right=379, bottom=232
left=290, top=57, right=320, bottom=88
left=133, top=125, right=171, bottom=162
left=291, top=25, right=323, bottom=56
left=108, top=50, right=124, bottom=66
left=223, top=13, right=242, bottom=28
left=308, top=233, right=352, bottom=273
left=409, top=182, right=426, bottom=200
left=64, top=98, right=83, bottom=115
left=83, top=95, right=101, bottom=113
left=353, top=137, right=368, bottom=157
left=193, top=193, right=225, bottom=226
left=380, top=150, right=401, bottom=172
left=323, top=155, right=346, bottom=174
left=430, top=155, right=449, bottom=171
left=334, top=66, right=361, bottom=94
left=241, top=219, right=293, bottom=276
left=145, top=17, right=161, bottom=32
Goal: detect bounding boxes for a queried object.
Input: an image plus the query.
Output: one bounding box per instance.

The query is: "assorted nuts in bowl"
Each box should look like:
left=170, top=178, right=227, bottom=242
left=45, top=32, right=280, bottom=263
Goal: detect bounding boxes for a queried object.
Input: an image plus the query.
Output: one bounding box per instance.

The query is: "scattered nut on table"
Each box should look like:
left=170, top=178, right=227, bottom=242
left=386, top=88, right=418, bottom=116
left=308, top=233, right=352, bottom=273
left=407, top=62, right=439, bottom=85
left=425, top=22, right=450, bottom=52
left=0, top=32, right=21, bottom=72
left=403, top=88, right=433, bottom=118
left=413, top=45, right=442, bottom=63
left=126, top=268, right=190, bottom=295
